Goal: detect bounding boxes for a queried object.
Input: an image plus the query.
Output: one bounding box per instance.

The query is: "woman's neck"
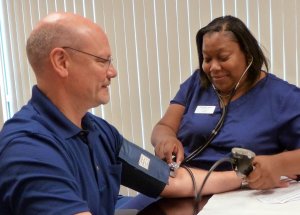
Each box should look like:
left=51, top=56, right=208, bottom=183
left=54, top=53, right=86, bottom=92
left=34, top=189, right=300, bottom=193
left=217, top=71, right=266, bottom=106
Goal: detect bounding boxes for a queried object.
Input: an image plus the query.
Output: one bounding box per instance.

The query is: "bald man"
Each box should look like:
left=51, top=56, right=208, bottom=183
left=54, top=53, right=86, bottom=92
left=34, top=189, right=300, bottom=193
left=0, top=12, right=119, bottom=215
left=0, top=12, right=242, bottom=215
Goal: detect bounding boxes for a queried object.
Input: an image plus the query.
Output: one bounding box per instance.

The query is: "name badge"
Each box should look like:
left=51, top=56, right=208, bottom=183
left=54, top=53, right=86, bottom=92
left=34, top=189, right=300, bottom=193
left=194, top=105, right=216, bottom=114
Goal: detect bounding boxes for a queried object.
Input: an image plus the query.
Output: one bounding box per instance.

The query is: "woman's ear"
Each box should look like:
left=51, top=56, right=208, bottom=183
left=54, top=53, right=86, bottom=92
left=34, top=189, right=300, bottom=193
left=247, top=55, right=253, bottom=66
left=49, top=47, right=69, bottom=78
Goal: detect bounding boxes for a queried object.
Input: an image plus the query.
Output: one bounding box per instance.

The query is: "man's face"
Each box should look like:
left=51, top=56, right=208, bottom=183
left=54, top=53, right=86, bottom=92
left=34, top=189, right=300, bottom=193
left=66, top=28, right=117, bottom=110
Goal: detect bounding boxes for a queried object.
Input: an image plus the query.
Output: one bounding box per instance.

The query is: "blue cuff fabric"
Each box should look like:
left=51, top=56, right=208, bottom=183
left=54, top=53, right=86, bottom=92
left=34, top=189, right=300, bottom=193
left=118, top=138, right=170, bottom=197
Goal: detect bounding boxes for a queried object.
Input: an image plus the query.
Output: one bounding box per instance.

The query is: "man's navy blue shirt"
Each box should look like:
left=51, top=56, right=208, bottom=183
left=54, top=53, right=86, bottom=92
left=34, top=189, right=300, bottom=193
left=0, top=86, right=123, bottom=215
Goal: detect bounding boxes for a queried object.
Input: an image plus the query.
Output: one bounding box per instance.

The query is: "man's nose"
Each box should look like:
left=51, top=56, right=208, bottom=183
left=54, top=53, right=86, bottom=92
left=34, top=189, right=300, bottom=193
left=107, top=64, right=117, bottom=78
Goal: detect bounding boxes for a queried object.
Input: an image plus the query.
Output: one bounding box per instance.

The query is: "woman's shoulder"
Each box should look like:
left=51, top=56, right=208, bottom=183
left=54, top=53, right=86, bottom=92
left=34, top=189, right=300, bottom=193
left=262, top=73, right=300, bottom=106
left=180, top=70, right=202, bottom=90
left=187, top=69, right=201, bottom=82
left=266, top=73, right=300, bottom=92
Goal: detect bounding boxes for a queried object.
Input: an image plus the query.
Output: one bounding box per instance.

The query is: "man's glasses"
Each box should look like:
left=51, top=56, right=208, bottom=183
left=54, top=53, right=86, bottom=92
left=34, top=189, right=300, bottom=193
left=62, top=46, right=113, bottom=71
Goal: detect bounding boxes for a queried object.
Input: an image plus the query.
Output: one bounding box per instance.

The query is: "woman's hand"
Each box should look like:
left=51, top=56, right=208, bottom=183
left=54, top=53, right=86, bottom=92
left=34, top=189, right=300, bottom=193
left=247, top=155, right=288, bottom=190
left=154, top=136, right=184, bottom=164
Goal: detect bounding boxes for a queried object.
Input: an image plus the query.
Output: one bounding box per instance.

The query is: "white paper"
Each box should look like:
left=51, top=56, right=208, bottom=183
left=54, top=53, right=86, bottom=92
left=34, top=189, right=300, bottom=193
left=256, top=181, right=300, bottom=204
left=199, top=182, right=300, bottom=215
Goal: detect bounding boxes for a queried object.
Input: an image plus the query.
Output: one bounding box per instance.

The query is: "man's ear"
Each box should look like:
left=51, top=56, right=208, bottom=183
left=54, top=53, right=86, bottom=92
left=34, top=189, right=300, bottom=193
left=49, top=48, right=69, bottom=78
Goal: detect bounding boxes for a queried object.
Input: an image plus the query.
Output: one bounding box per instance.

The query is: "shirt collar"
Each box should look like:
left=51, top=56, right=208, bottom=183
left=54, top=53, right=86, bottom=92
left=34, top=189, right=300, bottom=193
left=30, top=86, right=94, bottom=139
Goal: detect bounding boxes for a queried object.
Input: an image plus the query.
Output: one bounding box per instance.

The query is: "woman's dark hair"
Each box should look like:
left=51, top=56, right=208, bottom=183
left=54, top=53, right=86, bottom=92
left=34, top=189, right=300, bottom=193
left=196, top=15, right=269, bottom=89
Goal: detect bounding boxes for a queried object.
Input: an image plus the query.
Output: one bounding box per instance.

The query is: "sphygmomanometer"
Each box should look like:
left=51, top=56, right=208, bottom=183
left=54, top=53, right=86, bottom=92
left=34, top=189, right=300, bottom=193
left=118, top=138, right=170, bottom=197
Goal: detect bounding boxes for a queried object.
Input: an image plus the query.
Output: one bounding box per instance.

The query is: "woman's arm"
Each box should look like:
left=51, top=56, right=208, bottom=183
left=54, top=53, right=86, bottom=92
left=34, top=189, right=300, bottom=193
left=151, top=104, right=185, bottom=164
left=248, top=149, right=300, bottom=190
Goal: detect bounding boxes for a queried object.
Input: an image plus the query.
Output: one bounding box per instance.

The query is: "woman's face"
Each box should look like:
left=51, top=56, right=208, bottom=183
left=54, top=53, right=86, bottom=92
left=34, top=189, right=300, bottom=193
left=202, top=31, right=248, bottom=94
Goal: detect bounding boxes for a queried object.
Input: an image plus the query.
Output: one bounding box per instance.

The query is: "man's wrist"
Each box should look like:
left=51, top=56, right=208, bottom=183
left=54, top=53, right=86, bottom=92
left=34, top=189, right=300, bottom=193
left=240, top=177, right=249, bottom=189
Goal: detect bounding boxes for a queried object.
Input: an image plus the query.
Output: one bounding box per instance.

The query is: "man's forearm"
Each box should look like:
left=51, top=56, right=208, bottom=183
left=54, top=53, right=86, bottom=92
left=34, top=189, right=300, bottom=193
left=161, top=167, right=242, bottom=198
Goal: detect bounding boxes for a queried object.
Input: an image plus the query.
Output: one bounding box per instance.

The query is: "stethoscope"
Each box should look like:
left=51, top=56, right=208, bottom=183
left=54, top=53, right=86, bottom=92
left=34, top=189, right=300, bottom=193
left=182, top=57, right=254, bottom=164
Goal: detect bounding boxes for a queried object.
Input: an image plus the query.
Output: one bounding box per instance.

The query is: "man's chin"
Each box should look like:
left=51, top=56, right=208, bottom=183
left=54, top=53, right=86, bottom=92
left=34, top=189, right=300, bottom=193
left=99, top=96, right=110, bottom=105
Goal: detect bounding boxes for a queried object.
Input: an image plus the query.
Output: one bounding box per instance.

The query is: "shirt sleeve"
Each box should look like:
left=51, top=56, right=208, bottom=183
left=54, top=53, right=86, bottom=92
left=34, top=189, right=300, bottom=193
left=277, top=87, right=300, bottom=150
left=0, top=135, right=89, bottom=215
left=171, top=70, right=200, bottom=106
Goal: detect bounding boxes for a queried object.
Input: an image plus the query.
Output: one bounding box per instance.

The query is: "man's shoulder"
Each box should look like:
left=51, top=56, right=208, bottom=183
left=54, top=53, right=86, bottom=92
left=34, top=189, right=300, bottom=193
left=1, top=105, right=43, bottom=137
left=0, top=104, right=57, bottom=155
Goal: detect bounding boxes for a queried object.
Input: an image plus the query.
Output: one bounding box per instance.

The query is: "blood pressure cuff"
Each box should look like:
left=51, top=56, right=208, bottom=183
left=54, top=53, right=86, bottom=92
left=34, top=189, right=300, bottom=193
left=118, top=138, right=170, bottom=197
